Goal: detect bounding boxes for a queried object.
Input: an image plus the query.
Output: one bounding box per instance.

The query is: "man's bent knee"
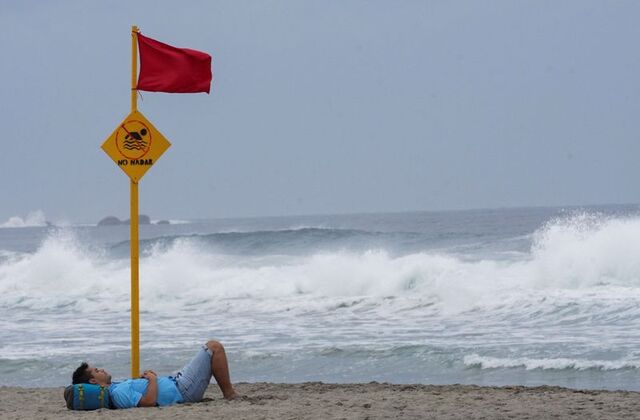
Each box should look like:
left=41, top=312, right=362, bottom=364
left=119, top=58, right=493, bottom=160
left=206, top=340, right=224, bottom=353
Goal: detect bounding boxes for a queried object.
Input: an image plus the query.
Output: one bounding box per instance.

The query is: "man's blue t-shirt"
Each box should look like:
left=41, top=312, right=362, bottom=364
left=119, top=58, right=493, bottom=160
left=109, top=377, right=183, bottom=408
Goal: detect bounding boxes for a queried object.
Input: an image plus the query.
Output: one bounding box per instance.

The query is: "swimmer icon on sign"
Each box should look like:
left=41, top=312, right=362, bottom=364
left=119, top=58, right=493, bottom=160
left=116, top=120, right=152, bottom=159
left=101, top=110, right=171, bottom=182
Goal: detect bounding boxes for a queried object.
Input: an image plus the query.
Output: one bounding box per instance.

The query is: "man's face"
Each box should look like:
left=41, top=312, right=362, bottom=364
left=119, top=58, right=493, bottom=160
left=87, top=366, right=112, bottom=386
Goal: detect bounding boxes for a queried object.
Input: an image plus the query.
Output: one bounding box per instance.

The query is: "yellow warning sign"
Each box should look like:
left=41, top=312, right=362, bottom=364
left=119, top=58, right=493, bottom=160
left=101, top=110, right=171, bottom=181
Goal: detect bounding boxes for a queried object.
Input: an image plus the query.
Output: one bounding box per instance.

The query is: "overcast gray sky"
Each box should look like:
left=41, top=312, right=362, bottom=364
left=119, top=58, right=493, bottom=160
left=1, top=1, right=639, bottom=223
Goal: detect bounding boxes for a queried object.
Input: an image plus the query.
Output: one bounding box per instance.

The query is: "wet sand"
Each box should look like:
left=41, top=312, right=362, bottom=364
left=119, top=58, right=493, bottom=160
left=2, top=382, right=640, bottom=419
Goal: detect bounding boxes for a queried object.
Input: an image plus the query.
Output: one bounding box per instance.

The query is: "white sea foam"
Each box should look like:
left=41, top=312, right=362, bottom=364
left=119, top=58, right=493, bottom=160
left=0, top=210, right=48, bottom=228
left=0, top=230, right=129, bottom=312
left=3, top=213, right=640, bottom=316
left=530, top=212, right=640, bottom=289
left=150, top=219, right=191, bottom=225
left=463, top=354, right=640, bottom=370
left=4, top=211, right=640, bottom=387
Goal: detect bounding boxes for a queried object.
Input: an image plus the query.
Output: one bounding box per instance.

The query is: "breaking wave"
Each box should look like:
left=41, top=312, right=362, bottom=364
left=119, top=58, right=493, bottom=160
left=2, top=212, right=640, bottom=316
left=4, top=209, right=640, bottom=388
left=1, top=210, right=48, bottom=228
left=464, top=354, right=640, bottom=371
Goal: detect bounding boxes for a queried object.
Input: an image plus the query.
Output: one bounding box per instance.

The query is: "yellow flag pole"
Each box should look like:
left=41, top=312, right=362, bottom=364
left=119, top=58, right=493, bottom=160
left=131, top=26, right=138, bottom=113
left=130, top=25, right=140, bottom=379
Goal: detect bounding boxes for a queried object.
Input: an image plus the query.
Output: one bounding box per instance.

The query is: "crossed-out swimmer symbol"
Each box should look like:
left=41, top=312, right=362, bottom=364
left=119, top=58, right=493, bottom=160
left=117, top=121, right=151, bottom=159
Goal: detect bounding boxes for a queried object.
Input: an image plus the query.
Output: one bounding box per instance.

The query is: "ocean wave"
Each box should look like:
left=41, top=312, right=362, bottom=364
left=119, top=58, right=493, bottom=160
left=111, top=227, right=396, bottom=257
left=463, top=354, right=640, bottom=371
left=0, top=210, right=48, bottom=228
left=5, top=209, right=640, bottom=388
left=4, top=213, right=640, bottom=316
left=530, top=212, right=640, bottom=289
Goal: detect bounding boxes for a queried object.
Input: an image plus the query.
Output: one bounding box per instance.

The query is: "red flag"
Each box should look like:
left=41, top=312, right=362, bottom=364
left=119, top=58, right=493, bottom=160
left=136, top=32, right=212, bottom=94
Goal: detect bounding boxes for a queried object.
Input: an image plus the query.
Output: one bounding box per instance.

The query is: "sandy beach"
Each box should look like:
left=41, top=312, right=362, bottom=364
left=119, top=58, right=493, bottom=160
left=2, top=382, right=640, bottom=419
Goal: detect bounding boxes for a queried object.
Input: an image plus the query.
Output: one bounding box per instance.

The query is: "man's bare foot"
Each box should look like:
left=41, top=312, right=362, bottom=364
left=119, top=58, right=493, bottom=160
left=223, top=389, right=239, bottom=400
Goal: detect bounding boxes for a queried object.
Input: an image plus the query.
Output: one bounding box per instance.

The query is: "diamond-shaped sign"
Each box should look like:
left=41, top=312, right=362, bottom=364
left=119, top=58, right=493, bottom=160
left=101, top=110, right=171, bottom=182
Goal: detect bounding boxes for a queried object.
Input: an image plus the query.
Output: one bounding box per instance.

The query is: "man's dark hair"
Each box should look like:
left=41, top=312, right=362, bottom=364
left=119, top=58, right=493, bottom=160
left=72, top=362, right=92, bottom=384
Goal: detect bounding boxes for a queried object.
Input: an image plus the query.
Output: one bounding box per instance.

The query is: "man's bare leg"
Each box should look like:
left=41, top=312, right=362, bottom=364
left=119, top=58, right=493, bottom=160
left=206, top=340, right=238, bottom=400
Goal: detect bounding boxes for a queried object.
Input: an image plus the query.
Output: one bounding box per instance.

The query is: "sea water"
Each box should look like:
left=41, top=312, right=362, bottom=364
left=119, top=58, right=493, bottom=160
left=2, top=205, right=640, bottom=390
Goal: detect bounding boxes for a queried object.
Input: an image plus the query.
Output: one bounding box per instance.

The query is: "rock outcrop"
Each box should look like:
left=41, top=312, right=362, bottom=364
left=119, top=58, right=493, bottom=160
left=97, top=215, right=153, bottom=226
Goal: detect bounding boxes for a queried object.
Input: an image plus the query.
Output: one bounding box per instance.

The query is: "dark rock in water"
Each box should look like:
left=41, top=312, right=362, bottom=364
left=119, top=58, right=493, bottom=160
left=156, top=220, right=170, bottom=225
left=97, top=216, right=123, bottom=226
left=122, top=215, right=151, bottom=225
left=98, top=215, right=151, bottom=226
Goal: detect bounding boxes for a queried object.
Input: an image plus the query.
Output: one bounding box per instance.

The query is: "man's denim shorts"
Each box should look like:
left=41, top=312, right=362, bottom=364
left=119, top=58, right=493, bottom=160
left=173, top=345, right=213, bottom=402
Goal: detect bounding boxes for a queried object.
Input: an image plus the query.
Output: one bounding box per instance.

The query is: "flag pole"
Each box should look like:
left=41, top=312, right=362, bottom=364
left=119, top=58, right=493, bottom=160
left=130, top=25, right=140, bottom=379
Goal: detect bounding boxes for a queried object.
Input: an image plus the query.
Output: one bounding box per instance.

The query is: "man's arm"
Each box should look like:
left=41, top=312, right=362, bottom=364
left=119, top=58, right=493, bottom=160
left=137, top=370, right=158, bottom=407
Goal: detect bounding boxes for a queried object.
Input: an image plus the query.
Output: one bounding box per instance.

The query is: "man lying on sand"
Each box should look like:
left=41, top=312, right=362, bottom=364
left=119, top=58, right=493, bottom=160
left=69, top=340, right=238, bottom=408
